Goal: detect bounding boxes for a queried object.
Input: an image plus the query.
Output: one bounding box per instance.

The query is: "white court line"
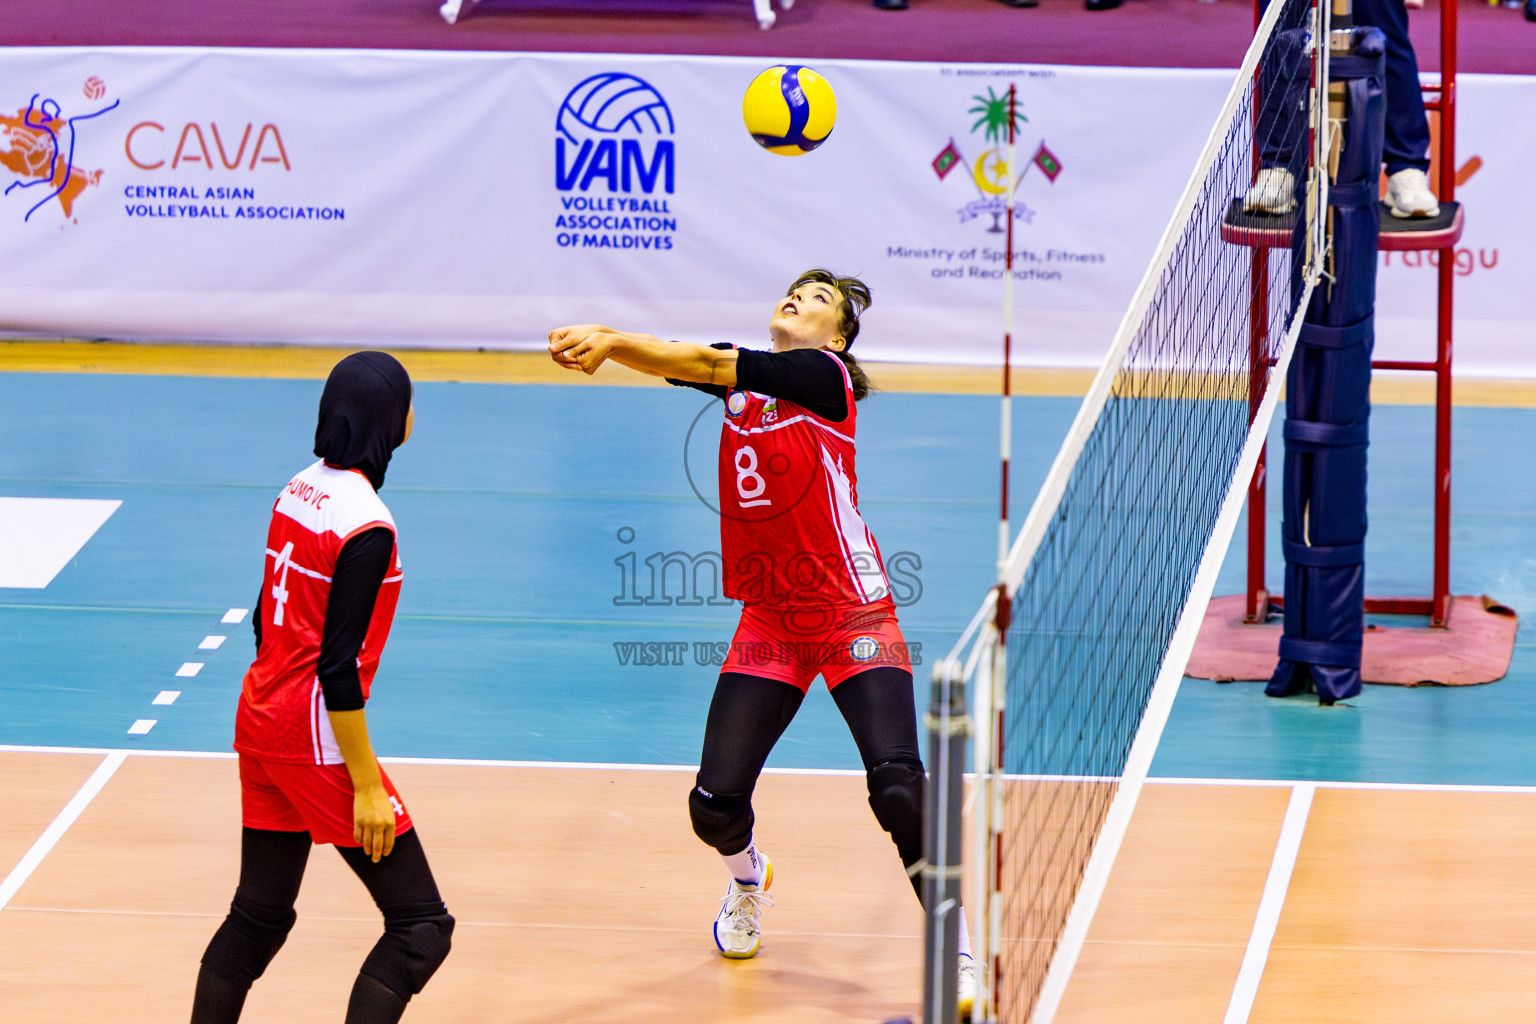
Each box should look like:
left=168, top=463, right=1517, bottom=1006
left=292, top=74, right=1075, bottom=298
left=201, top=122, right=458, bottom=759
left=0, top=745, right=236, bottom=759
left=1223, top=783, right=1315, bottom=1024
left=1, top=748, right=1536, bottom=793
left=1151, top=776, right=1536, bottom=796
left=152, top=691, right=180, bottom=706
left=0, top=745, right=867, bottom=775
left=198, top=635, right=226, bottom=651
left=126, top=720, right=156, bottom=735
left=0, top=752, right=126, bottom=911
left=378, top=755, right=867, bottom=777
left=221, top=608, right=248, bottom=625
left=175, top=663, right=203, bottom=677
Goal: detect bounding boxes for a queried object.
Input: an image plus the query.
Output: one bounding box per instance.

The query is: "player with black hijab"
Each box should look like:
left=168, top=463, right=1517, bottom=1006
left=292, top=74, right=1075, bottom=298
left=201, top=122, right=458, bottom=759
left=190, top=352, right=453, bottom=1024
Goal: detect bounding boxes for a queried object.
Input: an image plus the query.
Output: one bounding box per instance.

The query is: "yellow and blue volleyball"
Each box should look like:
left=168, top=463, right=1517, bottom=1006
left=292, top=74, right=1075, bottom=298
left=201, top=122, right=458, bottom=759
left=742, top=65, right=837, bottom=156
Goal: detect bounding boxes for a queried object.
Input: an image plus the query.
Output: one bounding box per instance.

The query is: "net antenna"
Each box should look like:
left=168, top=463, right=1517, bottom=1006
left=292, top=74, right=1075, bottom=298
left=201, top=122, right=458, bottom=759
left=932, top=0, right=1331, bottom=1018
left=1000, top=81, right=1019, bottom=576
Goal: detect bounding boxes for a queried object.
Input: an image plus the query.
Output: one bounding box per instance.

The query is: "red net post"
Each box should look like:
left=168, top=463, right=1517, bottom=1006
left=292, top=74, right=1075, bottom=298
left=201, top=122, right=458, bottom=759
left=1246, top=248, right=1271, bottom=623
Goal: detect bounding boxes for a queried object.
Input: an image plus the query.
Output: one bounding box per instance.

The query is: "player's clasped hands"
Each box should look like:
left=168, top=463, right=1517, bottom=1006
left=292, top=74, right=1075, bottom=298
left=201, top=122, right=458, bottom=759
left=548, top=324, right=615, bottom=375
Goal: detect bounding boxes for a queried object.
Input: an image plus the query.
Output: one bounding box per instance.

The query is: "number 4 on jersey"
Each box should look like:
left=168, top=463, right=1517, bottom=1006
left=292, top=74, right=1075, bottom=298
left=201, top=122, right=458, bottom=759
left=271, top=541, right=296, bottom=626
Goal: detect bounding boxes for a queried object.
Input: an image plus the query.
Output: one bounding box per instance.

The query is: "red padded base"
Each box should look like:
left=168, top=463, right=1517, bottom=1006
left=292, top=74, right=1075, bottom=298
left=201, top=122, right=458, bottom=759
left=1186, top=593, right=1517, bottom=686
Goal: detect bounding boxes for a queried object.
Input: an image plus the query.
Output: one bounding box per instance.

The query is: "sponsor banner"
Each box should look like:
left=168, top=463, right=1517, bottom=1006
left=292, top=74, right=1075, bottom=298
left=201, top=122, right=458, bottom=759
left=1374, top=73, right=1533, bottom=378
left=0, top=48, right=1529, bottom=373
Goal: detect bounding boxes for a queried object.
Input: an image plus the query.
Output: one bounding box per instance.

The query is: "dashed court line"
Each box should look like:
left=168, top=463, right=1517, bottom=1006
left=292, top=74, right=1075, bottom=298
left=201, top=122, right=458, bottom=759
left=128, top=607, right=244, bottom=735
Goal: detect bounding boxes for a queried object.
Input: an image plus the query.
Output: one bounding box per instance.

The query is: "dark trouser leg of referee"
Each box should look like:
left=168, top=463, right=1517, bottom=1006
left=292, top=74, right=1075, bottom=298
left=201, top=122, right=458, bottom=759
left=1352, top=0, right=1432, bottom=175
left=830, top=667, right=927, bottom=899
left=337, top=829, right=455, bottom=1024
left=192, top=828, right=311, bottom=1024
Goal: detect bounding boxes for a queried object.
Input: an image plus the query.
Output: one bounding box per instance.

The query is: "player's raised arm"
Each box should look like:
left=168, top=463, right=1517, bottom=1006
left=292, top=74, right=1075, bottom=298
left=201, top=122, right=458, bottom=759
left=548, top=325, right=738, bottom=387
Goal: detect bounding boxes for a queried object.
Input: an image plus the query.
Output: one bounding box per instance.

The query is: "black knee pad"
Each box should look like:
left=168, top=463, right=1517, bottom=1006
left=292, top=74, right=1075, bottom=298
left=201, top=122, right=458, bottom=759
left=201, top=890, right=298, bottom=988
left=867, top=759, right=926, bottom=869
left=360, top=902, right=455, bottom=1001
left=688, top=783, right=754, bottom=855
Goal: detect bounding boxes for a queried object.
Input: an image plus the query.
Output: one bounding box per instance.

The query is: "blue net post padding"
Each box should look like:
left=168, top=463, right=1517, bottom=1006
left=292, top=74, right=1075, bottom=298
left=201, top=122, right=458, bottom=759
left=1266, top=29, right=1387, bottom=704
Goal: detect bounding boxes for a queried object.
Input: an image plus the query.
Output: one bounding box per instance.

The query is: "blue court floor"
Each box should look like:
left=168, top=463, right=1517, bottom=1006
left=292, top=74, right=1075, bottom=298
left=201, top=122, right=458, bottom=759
left=0, top=370, right=1529, bottom=785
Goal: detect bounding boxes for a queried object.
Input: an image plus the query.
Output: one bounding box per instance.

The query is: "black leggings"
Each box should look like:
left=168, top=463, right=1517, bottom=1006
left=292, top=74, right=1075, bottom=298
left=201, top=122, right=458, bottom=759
left=695, top=667, right=926, bottom=897
left=228, top=826, right=444, bottom=910
left=192, top=827, right=448, bottom=1024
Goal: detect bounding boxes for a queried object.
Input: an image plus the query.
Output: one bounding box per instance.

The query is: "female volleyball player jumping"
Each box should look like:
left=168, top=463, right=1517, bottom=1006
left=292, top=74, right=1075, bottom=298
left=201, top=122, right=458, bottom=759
left=190, top=353, right=453, bottom=1024
left=549, top=269, right=974, bottom=1011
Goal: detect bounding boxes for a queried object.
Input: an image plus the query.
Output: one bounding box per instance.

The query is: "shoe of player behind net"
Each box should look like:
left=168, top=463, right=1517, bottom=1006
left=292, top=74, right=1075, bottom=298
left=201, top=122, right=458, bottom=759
left=1385, top=167, right=1441, bottom=218
left=714, top=857, right=774, bottom=959
left=957, top=953, right=977, bottom=1023
left=1242, top=167, right=1296, bottom=215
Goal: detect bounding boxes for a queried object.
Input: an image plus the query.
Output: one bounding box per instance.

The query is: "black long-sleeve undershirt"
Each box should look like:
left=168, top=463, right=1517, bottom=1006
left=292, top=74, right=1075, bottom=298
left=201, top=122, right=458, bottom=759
left=667, top=345, right=849, bottom=423
left=252, top=526, right=394, bottom=712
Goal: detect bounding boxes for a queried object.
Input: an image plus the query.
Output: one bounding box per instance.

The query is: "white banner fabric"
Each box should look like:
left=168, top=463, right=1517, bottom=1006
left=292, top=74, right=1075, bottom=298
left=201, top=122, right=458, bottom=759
left=0, top=48, right=1529, bottom=374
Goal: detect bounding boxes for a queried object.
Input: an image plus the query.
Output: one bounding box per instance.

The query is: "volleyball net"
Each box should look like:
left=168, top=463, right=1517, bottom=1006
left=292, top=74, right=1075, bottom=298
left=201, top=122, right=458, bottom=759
left=929, top=0, right=1330, bottom=1019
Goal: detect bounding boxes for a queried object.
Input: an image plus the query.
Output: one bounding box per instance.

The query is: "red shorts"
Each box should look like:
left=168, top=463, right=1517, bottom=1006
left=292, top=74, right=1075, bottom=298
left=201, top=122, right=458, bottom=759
left=721, top=597, right=914, bottom=692
left=239, top=754, right=413, bottom=847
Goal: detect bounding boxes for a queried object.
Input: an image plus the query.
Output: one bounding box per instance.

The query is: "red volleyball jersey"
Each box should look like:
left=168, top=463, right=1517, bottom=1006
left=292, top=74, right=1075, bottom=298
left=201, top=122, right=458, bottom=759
left=718, top=351, right=891, bottom=609
left=235, top=461, right=403, bottom=765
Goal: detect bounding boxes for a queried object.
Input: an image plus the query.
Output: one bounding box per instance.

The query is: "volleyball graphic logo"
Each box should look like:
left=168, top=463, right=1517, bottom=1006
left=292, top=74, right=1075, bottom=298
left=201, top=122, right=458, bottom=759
left=557, top=72, right=675, bottom=143
left=742, top=65, right=836, bottom=156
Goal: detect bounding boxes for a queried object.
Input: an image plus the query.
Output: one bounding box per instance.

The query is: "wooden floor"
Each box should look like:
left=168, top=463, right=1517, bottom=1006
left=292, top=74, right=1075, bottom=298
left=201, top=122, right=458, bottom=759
left=0, top=753, right=922, bottom=1024
left=1056, top=783, right=1293, bottom=1023
left=1056, top=782, right=1536, bottom=1023
left=8, top=753, right=1536, bottom=1023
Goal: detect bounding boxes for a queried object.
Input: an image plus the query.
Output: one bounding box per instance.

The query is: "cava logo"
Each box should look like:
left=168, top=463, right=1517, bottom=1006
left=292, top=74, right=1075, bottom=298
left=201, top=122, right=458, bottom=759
left=125, top=121, right=291, bottom=172
left=553, top=72, right=677, bottom=252
left=0, top=82, right=119, bottom=224
left=120, top=116, right=344, bottom=223
left=931, top=85, right=1062, bottom=234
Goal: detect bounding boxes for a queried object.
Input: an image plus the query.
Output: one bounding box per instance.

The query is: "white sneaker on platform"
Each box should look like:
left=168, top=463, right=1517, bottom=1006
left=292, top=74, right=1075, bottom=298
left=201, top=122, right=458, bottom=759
left=958, top=954, right=978, bottom=1022
left=1386, top=168, right=1440, bottom=218
left=714, top=857, right=774, bottom=959
left=1243, top=167, right=1296, bottom=215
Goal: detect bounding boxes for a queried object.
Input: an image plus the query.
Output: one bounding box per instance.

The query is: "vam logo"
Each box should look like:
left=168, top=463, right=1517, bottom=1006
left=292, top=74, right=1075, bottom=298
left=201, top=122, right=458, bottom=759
left=554, top=72, right=678, bottom=251
left=556, top=73, right=674, bottom=194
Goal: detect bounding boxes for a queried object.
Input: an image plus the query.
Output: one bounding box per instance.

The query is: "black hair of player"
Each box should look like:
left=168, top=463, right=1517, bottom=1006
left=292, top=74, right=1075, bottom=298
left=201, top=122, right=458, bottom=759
left=790, top=268, right=875, bottom=403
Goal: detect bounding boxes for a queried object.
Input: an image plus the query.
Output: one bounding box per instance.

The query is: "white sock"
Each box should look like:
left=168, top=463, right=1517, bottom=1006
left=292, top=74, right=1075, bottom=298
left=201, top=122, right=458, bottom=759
left=958, top=907, right=973, bottom=959
left=722, top=842, right=765, bottom=886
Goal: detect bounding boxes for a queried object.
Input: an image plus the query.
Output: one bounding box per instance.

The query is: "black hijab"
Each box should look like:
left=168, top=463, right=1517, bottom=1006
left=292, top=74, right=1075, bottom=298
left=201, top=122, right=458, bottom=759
left=314, top=351, right=413, bottom=491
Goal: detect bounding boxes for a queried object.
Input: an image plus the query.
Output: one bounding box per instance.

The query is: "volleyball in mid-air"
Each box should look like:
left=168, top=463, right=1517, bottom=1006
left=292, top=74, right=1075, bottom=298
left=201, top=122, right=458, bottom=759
left=742, top=65, right=837, bottom=156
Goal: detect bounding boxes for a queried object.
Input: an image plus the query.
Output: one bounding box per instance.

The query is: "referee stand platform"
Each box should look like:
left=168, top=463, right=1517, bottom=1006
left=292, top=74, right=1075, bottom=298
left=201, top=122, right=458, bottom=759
left=1193, top=0, right=1518, bottom=691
